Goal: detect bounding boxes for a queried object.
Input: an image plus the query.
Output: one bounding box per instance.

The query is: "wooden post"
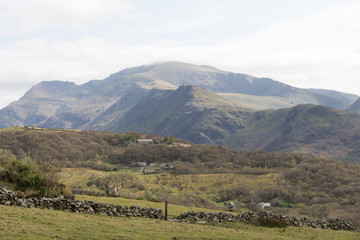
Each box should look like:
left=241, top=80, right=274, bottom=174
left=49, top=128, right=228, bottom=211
left=165, top=201, right=168, bottom=220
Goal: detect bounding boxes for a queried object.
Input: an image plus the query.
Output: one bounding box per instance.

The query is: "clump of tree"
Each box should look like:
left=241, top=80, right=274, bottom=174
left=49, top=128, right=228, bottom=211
left=0, top=128, right=318, bottom=173
left=0, top=149, right=71, bottom=197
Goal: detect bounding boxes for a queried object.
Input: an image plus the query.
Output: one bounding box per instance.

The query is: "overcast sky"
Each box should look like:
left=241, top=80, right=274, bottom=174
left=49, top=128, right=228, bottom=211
left=0, top=0, right=359, bottom=108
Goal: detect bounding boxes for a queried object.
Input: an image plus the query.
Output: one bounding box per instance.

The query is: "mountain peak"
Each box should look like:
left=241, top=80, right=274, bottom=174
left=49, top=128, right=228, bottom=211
left=21, top=80, right=78, bottom=100
left=151, top=61, right=223, bottom=72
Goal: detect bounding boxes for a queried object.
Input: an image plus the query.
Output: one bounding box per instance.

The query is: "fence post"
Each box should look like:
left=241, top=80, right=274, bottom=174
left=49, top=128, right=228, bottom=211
left=165, top=201, right=168, bottom=220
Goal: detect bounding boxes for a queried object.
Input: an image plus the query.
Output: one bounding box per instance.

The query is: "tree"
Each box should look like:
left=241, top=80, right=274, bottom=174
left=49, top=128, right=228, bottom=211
left=164, top=135, right=175, bottom=144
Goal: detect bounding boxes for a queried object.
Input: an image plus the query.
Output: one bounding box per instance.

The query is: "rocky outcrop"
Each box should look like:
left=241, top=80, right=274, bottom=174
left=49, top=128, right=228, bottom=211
left=0, top=187, right=162, bottom=219
left=174, top=211, right=359, bottom=232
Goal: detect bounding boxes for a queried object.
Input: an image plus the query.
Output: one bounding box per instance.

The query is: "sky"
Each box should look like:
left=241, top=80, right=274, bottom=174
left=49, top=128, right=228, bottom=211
left=0, top=0, right=359, bottom=108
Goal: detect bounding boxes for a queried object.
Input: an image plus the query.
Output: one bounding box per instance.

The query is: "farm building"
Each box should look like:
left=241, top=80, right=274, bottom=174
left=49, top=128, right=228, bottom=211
left=136, top=139, right=153, bottom=144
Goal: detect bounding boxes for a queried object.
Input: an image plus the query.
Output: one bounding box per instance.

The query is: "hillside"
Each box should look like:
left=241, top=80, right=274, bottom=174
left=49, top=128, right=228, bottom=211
left=97, top=86, right=360, bottom=163
left=309, top=89, right=358, bottom=105
left=2, top=205, right=359, bottom=240
left=347, top=97, right=360, bottom=114
left=225, top=104, right=360, bottom=163
left=0, top=62, right=356, bottom=130
left=1, top=62, right=360, bottom=165
left=132, top=62, right=352, bottom=109
left=100, top=85, right=252, bottom=144
left=0, top=127, right=360, bottom=226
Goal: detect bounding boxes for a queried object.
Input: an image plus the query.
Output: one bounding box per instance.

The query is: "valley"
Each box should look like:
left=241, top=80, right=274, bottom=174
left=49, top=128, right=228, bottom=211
left=1, top=62, right=360, bottom=239
left=1, top=127, right=359, bottom=228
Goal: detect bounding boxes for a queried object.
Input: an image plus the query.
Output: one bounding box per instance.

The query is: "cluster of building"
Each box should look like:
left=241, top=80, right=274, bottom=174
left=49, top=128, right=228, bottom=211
left=130, top=162, right=174, bottom=173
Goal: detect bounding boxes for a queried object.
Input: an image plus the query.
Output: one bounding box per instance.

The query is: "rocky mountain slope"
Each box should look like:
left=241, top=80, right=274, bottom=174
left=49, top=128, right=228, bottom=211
left=1, top=62, right=360, bottom=163
left=100, top=85, right=252, bottom=145
left=0, top=62, right=357, bottom=130
left=347, top=97, right=360, bottom=114
left=97, top=85, right=360, bottom=163
left=225, top=104, right=360, bottom=163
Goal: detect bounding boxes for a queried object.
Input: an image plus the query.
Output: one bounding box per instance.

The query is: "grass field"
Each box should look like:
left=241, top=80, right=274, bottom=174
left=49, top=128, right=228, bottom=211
left=59, top=167, right=282, bottom=213
left=1, top=205, right=359, bottom=240
left=59, top=168, right=280, bottom=196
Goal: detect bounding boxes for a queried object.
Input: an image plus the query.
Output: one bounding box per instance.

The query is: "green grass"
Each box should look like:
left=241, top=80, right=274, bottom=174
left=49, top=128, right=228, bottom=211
left=60, top=168, right=280, bottom=194
left=1, top=205, right=359, bottom=240
left=60, top=168, right=281, bottom=212
left=0, top=126, right=82, bottom=132
left=218, top=93, right=294, bottom=110
left=59, top=168, right=115, bottom=192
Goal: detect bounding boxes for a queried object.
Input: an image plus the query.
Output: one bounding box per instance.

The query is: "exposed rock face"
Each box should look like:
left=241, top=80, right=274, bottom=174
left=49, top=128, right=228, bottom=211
left=0, top=187, right=162, bottom=219
left=175, top=211, right=359, bottom=232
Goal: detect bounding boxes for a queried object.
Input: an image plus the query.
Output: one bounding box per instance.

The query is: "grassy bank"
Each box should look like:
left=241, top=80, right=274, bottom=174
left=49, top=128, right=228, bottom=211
left=1, top=205, right=359, bottom=240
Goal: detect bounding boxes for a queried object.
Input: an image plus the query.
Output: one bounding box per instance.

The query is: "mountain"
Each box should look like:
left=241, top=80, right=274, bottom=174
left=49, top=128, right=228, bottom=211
left=347, top=97, right=360, bottom=114
left=100, top=85, right=252, bottom=145
left=96, top=85, right=360, bottom=163
left=121, top=62, right=353, bottom=109
left=308, top=88, right=359, bottom=105
left=0, top=62, right=357, bottom=130
left=1, top=61, right=360, bottom=163
left=225, top=104, right=360, bottom=164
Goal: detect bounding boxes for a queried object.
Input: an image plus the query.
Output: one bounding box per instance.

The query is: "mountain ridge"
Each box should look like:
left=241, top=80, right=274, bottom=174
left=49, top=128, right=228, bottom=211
left=1, top=61, right=357, bottom=130
left=1, top=62, right=360, bottom=163
left=225, top=104, right=360, bottom=163
left=100, top=85, right=252, bottom=145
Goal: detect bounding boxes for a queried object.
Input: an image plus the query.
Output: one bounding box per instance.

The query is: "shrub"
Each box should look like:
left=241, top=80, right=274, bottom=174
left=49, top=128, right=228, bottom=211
left=0, top=149, right=69, bottom=196
left=256, top=216, right=288, bottom=228
left=131, top=181, right=147, bottom=191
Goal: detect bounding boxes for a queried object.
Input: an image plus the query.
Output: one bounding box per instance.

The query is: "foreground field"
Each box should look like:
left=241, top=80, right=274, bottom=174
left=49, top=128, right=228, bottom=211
left=59, top=167, right=360, bottom=226
left=1, top=205, right=359, bottom=240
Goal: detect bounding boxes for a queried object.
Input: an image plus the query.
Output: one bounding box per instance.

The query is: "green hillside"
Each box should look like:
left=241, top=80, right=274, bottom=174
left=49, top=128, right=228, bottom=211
left=101, top=85, right=252, bottom=145
left=98, top=85, right=360, bottom=163
left=218, top=93, right=294, bottom=110
left=1, top=127, right=360, bottom=226
left=1, top=62, right=359, bottom=165
left=226, top=104, right=360, bottom=163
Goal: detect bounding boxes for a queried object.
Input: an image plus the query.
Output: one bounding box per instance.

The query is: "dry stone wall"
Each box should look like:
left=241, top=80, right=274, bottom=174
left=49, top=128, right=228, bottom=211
left=174, top=211, right=359, bottom=232
left=0, top=187, right=162, bottom=218
left=1, top=187, right=358, bottom=232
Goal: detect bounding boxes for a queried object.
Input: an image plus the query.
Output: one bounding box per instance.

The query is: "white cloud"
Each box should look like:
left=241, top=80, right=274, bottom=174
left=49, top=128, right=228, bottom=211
left=0, top=0, right=360, bottom=108
left=207, top=1, right=360, bottom=92
left=0, top=0, right=142, bottom=34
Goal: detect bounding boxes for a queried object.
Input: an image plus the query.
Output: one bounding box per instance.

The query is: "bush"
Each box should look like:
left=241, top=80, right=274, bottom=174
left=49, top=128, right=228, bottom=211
left=131, top=181, right=147, bottom=191
left=0, top=149, right=69, bottom=196
left=0, top=152, right=45, bottom=191
left=256, top=216, right=288, bottom=228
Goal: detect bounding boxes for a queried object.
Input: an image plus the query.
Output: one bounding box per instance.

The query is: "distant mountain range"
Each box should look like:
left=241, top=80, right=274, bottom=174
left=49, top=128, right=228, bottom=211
left=1, top=61, right=360, bottom=163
